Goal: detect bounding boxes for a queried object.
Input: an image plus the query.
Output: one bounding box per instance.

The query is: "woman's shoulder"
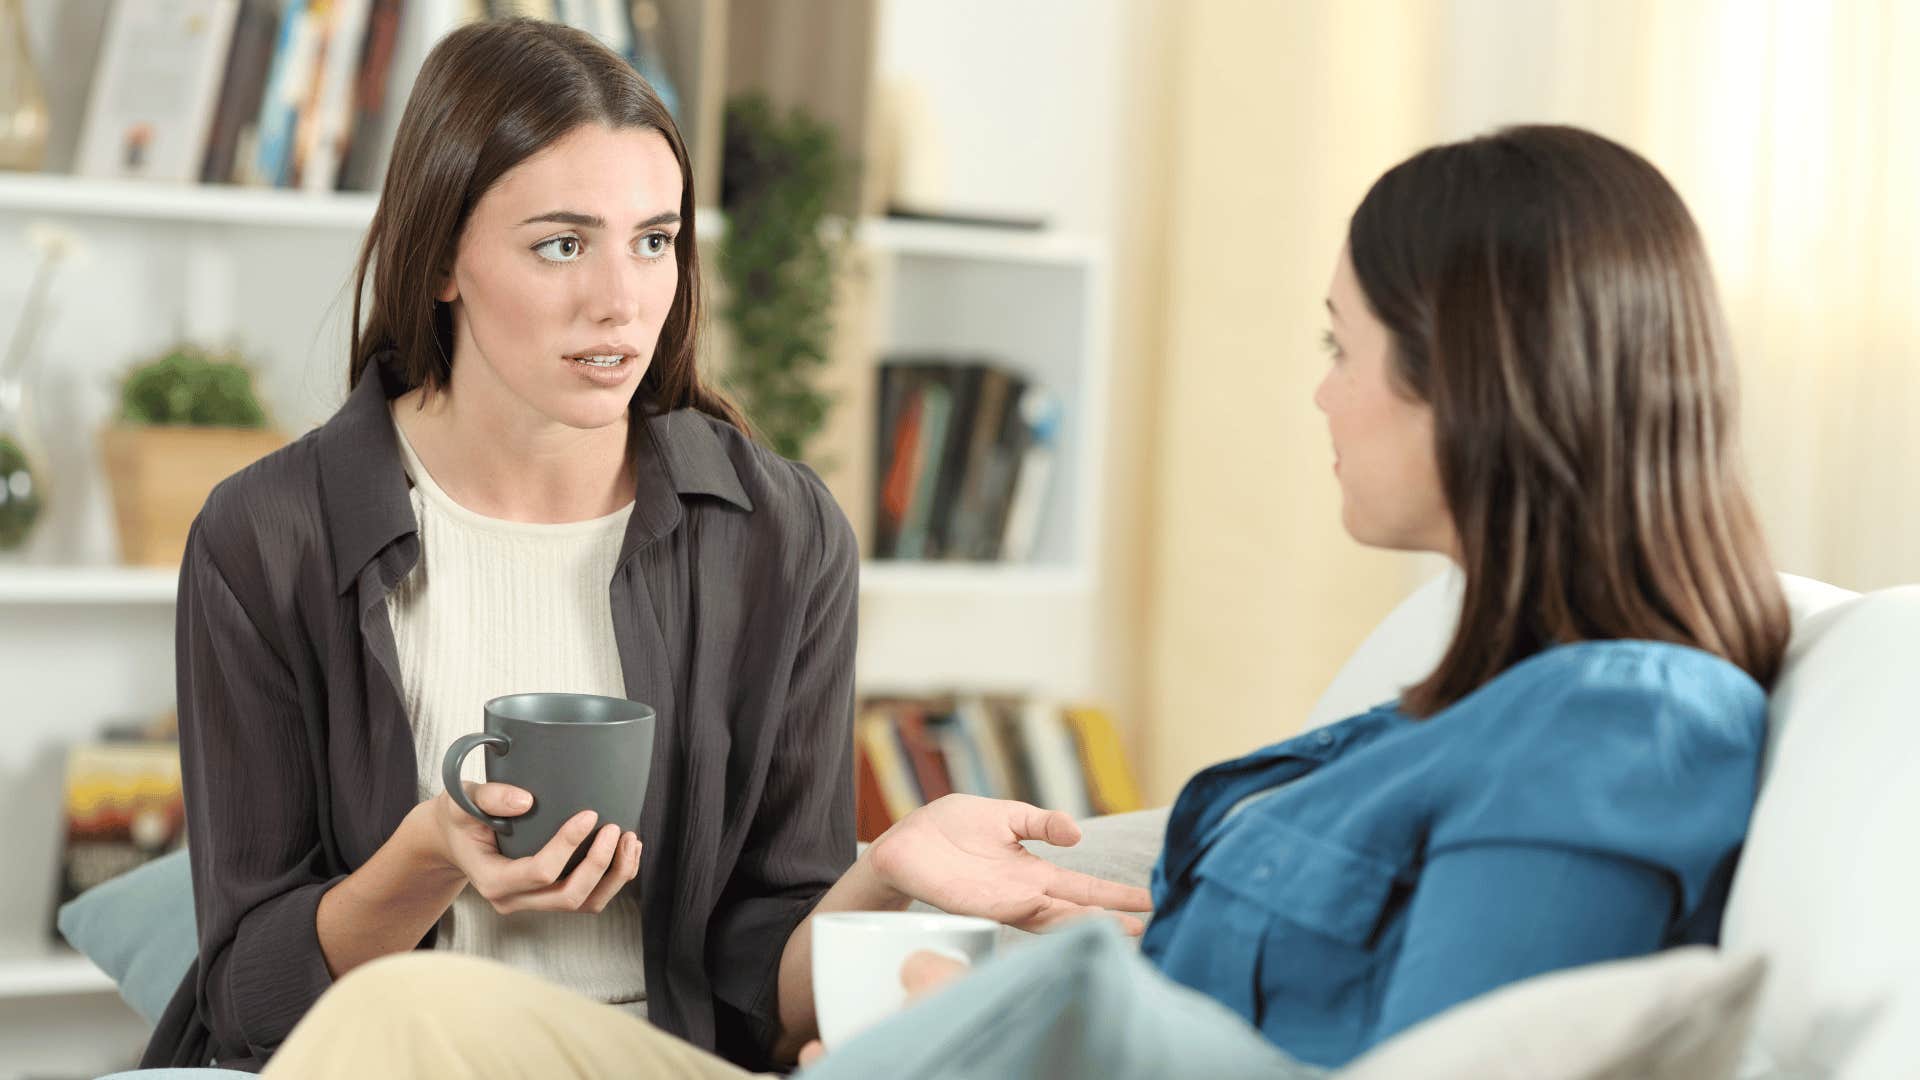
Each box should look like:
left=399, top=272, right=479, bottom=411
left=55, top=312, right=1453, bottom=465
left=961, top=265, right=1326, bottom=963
left=1445, top=639, right=1768, bottom=761
left=675, top=411, right=857, bottom=568
left=192, top=429, right=330, bottom=558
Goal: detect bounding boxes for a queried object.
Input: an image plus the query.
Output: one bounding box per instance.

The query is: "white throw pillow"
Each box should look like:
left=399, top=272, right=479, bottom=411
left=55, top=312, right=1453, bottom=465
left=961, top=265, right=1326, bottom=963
left=1336, top=947, right=1768, bottom=1080
left=1721, top=585, right=1920, bottom=1080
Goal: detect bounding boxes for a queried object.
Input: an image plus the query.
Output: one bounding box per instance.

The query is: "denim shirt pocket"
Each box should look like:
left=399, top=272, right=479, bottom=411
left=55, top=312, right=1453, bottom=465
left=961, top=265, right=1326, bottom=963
left=1183, top=819, right=1400, bottom=1056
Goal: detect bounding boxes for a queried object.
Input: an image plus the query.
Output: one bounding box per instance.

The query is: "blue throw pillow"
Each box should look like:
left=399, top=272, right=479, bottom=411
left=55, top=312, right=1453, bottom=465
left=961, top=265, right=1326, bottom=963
left=56, top=847, right=197, bottom=1024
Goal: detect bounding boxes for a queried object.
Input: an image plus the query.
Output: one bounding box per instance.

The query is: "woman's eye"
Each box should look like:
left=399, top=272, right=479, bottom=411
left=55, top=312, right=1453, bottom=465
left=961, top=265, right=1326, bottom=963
left=1320, top=329, right=1344, bottom=360
left=535, top=235, right=582, bottom=261
left=639, top=232, right=673, bottom=258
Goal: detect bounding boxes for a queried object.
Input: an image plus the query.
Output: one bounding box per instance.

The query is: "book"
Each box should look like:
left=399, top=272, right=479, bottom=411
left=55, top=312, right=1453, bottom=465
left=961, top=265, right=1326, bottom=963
left=893, top=376, right=951, bottom=559
left=75, top=0, right=244, bottom=183
left=949, top=366, right=1025, bottom=560
left=955, top=696, right=1017, bottom=800
left=1016, top=699, right=1094, bottom=818
left=999, top=386, right=1061, bottom=562
left=853, top=742, right=893, bottom=843
left=925, top=362, right=985, bottom=557
left=294, top=0, right=374, bottom=191
left=48, top=719, right=185, bottom=939
left=1064, top=706, right=1144, bottom=815
left=874, top=364, right=924, bottom=557
left=201, top=0, right=283, bottom=183
left=857, top=706, right=921, bottom=821
left=335, top=0, right=403, bottom=191
left=245, top=0, right=322, bottom=187
left=894, top=706, right=955, bottom=802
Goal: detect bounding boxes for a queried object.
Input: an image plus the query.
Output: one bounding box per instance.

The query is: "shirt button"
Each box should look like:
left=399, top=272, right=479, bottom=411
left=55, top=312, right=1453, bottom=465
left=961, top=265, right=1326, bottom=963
left=1315, top=731, right=1335, bottom=747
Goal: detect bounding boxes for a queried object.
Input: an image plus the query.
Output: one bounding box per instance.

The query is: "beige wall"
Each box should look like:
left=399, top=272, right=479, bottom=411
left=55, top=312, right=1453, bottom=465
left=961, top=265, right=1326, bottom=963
left=1129, top=2, right=1443, bottom=803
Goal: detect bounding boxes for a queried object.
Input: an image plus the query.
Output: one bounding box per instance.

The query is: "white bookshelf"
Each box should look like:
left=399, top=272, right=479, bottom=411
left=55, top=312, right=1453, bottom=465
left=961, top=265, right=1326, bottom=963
left=0, top=1, right=1119, bottom=1073
left=0, top=943, right=114, bottom=999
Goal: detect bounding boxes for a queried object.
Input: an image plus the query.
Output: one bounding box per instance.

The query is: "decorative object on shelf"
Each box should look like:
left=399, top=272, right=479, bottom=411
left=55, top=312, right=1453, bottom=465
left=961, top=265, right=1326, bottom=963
left=47, top=710, right=184, bottom=942
left=718, top=92, right=851, bottom=462
left=74, top=0, right=241, bottom=184
left=0, top=0, right=48, bottom=171
left=0, top=221, right=77, bottom=553
left=100, top=343, right=285, bottom=567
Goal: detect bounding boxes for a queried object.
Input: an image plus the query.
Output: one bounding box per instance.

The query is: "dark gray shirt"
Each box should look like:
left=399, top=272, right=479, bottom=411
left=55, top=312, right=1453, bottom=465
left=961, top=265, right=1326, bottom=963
left=145, top=359, right=859, bottom=1072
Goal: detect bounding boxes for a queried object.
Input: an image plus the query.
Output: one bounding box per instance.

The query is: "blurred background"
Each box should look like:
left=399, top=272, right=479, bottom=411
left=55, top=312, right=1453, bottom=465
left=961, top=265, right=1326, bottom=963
left=0, top=1, right=1914, bottom=1074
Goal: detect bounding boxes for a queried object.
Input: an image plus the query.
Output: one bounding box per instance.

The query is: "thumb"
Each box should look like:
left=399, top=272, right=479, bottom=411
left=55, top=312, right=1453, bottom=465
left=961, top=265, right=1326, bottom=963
left=464, top=782, right=534, bottom=818
left=1010, top=802, right=1081, bottom=848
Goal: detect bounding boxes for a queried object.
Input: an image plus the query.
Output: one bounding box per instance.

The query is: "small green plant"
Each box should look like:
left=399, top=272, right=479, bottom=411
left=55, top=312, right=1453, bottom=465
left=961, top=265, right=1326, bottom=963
left=117, top=344, right=268, bottom=427
left=718, top=93, right=851, bottom=462
left=0, top=433, right=43, bottom=549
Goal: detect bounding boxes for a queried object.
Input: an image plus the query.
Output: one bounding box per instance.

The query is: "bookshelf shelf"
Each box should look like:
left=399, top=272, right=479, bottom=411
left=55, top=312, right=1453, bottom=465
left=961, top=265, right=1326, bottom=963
left=0, top=944, right=115, bottom=999
left=0, top=563, right=1088, bottom=606
left=858, top=217, right=1102, bottom=267
left=0, top=566, right=179, bottom=604
left=0, top=171, right=380, bottom=229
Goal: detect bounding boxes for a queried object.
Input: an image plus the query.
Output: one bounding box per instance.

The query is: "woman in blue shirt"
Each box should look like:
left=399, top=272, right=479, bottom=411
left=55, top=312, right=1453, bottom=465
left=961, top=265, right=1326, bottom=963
left=263, top=121, right=1788, bottom=1076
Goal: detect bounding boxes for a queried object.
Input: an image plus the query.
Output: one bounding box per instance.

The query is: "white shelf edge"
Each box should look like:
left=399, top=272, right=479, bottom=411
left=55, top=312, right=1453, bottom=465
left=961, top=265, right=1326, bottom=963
left=857, top=217, right=1101, bottom=266
left=0, top=171, right=380, bottom=229
left=0, top=948, right=116, bottom=999
left=0, top=566, right=178, bottom=604
left=860, top=560, right=1093, bottom=597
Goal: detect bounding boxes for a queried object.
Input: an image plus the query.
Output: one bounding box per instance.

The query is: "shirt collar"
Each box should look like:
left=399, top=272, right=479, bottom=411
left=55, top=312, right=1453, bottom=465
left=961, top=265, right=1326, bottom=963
left=318, top=354, right=753, bottom=595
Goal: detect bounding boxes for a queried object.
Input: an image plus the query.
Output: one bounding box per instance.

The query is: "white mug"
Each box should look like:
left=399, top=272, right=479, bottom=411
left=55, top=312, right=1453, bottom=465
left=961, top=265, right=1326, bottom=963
left=811, top=911, right=999, bottom=1048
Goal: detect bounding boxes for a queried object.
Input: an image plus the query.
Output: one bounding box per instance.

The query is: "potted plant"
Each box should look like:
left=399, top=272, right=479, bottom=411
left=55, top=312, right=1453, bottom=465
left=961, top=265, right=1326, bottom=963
left=99, top=344, right=284, bottom=567
left=717, top=92, right=851, bottom=462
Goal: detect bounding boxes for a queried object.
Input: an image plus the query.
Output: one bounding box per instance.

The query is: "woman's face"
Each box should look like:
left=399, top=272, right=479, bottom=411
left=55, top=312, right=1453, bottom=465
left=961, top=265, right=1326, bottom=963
left=435, top=123, right=683, bottom=433
left=1314, top=245, right=1457, bottom=558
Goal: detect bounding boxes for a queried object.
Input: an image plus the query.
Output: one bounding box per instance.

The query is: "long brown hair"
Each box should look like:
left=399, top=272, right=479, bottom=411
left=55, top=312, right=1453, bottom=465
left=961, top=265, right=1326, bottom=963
left=347, top=18, right=748, bottom=434
left=1349, top=125, right=1790, bottom=716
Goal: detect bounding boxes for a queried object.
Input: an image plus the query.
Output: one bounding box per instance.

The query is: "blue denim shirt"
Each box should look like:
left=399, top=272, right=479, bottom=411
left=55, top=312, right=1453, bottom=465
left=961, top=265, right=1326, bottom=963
left=1139, top=640, right=1767, bottom=1069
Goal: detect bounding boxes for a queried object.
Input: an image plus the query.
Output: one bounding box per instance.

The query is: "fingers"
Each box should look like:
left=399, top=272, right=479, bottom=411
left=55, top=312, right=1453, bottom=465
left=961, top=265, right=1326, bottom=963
left=1005, top=897, right=1147, bottom=936
left=463, top=782, right=534, bottom=819
left=516, top=810, right=603, bottom=892
left=900, top=949, right=970, bottom=1002
left=1007, top=802, right=1082, bottom=848
left=579, top=832, right=642, bottom=913
left=798, top=1040, right=826, bottom=1067
left=1044, top=867, right=1155, bottom=915
left=494, top=821, right=622, bottom=915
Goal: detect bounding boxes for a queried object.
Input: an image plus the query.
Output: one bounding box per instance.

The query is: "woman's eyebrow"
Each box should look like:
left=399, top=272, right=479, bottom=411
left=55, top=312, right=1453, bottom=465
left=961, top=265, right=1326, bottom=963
left=516, top=210, right=682, bottom=229
left=1325, top=297, right=1341, bottom=323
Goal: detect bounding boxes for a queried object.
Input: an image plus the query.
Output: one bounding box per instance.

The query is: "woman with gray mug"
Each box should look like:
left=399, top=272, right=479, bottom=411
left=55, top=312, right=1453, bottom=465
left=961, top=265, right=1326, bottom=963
left=146, top=17, right=1148, bottom=1075
left=261, top=125, right=1792, bottom=1078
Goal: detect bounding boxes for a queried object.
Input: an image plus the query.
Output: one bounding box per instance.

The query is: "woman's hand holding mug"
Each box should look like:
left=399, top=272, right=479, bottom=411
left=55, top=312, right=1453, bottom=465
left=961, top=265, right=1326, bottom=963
left=420, top=781, right=640, bottom=915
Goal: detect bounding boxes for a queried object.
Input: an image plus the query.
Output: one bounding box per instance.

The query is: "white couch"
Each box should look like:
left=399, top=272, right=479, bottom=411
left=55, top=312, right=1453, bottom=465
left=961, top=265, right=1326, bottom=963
left=1036, top=571, right=1920, bottom=1079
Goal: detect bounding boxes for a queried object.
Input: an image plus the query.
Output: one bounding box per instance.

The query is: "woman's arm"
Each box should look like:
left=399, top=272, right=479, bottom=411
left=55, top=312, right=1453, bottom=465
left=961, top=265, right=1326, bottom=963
left=1369, top=842, right=1671, bottom=1047
left=315, top=788, right=641, bottom=978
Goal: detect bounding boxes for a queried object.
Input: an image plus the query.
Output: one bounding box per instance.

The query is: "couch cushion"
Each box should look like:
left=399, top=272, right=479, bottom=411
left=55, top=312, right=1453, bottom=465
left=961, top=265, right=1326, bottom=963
left=1721, top=586, right=1920, bottom=1079
left=1339, top=946, right=1768, bottom=1080
left=1304, top=571, right=1855, bottom=731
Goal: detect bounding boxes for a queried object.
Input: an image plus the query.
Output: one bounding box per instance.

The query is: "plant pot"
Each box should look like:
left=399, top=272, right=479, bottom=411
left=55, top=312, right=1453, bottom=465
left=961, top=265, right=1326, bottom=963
left=99, top=425, right=286, bottom=567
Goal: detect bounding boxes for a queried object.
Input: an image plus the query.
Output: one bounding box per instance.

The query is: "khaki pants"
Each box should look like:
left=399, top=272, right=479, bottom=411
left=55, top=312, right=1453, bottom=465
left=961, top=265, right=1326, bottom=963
left=262, top=951, right=768, bottom=1079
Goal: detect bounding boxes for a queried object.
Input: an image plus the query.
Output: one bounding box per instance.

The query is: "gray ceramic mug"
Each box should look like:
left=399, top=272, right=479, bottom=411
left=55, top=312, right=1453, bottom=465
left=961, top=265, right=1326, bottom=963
left=442, top=693, right=656, bottom=873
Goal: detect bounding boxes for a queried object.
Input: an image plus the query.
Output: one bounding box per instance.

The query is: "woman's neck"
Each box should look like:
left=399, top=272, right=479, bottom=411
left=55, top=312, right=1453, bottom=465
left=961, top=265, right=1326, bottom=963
left=391, top=385, right=636, bottom=524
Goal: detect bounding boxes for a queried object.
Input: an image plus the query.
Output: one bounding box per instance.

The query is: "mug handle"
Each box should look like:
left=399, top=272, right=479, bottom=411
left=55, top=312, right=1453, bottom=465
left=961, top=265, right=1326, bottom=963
left=442, top=732, right=514, bottom=831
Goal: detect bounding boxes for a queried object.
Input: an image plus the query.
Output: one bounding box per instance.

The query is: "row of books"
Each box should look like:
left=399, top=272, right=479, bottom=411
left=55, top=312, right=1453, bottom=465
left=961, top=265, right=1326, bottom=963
left=873, top=358, right=1061, bottom=562
left=72, top=0, right=673, bottom=193
left=47, top=713, right=185, bottom=941
left=855, top=696, right=1141, bottom=843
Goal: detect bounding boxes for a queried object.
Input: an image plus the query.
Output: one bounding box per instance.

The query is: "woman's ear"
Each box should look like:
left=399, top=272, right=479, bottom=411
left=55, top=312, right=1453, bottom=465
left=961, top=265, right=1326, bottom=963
left=435, top=273, right=458, bottom=304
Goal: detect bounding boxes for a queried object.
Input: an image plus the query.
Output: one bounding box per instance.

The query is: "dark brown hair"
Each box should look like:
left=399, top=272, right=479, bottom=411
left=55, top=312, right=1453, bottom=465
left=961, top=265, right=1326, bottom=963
left=347, top=18, right=748, bottom=434
left=1349, top=125, right=1790, bottom=715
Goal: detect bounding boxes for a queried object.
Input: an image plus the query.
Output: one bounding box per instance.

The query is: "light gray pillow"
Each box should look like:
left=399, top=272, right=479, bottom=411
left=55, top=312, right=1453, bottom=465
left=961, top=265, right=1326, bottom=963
left=1337, top=947, right=1769, bottom=1080
left=55, top=846, right=197, bottom=1024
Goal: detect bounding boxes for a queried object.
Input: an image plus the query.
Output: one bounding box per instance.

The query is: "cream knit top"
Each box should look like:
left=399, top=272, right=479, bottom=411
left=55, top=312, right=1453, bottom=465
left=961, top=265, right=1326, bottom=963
left=385, top=406, right=648, bottom=1014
